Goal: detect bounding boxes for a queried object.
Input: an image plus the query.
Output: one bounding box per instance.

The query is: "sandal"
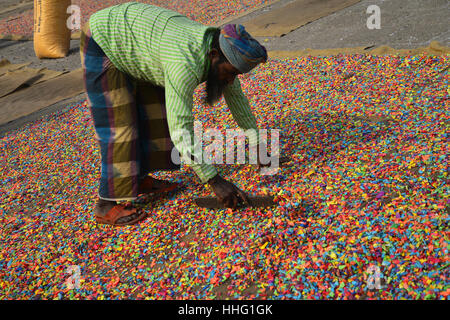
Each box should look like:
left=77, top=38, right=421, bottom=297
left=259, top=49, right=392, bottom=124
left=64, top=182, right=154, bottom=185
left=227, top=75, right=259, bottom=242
left=95, top=203, right=147, bottom=226
left=138, top=176, right=179, bottom=195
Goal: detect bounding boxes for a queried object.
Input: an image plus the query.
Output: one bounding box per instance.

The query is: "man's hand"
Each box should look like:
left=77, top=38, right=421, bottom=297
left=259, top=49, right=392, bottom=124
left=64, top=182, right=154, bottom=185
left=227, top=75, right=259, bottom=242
left=207, top=174, right=250, bottom=209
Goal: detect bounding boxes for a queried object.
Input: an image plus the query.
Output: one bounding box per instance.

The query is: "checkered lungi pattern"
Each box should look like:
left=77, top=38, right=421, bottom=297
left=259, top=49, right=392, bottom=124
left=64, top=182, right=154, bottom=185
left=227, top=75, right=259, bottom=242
left=80, top=23, right=179, bottom=201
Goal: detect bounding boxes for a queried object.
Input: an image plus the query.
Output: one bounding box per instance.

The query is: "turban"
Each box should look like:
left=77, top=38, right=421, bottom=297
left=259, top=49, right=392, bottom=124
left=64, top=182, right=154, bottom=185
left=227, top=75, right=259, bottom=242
left=219, top=24, right=268, bottom=73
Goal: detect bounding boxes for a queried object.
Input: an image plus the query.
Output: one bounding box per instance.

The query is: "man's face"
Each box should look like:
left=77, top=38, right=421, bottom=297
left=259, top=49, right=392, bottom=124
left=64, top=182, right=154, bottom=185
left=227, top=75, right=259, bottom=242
left=206, top=57, right=241, bottom=106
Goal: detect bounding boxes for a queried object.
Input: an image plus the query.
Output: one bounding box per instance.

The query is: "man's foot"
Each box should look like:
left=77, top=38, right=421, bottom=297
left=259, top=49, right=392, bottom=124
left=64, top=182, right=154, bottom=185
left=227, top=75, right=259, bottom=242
left=138, top=176, right=179, bottom=195
left=95, top=199, right=117, bottom=216
left=95, top=199, right=147, bottom=226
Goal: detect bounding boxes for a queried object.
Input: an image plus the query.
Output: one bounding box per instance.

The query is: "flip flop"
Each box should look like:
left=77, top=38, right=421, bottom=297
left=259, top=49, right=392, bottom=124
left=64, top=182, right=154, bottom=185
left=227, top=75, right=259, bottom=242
left=95, top=203, right=147, bottom=226
left=138, top=176, right=179, bottom=195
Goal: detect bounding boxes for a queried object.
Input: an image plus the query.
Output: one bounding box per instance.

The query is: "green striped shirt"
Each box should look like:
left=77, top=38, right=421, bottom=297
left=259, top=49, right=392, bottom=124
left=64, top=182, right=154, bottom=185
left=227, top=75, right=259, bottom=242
left=89, top=2, right=259, bottom=183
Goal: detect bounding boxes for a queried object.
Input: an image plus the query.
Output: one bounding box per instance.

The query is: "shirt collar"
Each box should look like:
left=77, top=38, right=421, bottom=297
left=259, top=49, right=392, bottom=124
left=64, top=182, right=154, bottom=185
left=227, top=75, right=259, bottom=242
left=200, top=28, right=216, bottom=83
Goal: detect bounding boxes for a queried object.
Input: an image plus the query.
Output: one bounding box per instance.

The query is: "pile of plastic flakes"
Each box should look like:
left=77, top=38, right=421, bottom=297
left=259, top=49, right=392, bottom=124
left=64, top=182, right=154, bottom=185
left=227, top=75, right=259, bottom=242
left=0, top=54, right=448, bottom=300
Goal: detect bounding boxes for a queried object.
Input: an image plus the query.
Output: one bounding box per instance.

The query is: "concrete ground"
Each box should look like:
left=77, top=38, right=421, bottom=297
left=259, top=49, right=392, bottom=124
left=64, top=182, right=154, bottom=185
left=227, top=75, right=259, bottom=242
left=0, top=39, right=82, bottom=72
left=0, top=0, right=448, bottom=135
left=1, top=0, right=449, bottom=71
left=0, top=0, right=33, bottom=21
left=229, top=0, right=450, bottom=51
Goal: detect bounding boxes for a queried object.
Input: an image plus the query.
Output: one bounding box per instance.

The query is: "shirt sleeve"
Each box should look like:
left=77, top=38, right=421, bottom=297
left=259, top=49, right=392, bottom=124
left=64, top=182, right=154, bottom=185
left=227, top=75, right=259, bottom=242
left=223, top=77, right=260, bottom=146
left=164, top=63, right=218, bottom=183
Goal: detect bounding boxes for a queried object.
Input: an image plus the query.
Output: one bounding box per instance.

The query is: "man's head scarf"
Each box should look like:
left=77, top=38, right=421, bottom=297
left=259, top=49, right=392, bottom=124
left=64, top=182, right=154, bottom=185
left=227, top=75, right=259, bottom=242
left=219, top=24, right=268, bottom=73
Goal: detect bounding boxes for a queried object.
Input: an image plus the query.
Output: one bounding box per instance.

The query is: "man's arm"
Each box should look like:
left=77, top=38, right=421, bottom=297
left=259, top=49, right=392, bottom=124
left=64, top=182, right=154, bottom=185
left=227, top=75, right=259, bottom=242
left=164, top=63, right=217, bottom=183
left=164, top=64, right=252, bottom=208
left=223, top=77, right=259, bottom=146
left=224, top=77, right=289, bottom=168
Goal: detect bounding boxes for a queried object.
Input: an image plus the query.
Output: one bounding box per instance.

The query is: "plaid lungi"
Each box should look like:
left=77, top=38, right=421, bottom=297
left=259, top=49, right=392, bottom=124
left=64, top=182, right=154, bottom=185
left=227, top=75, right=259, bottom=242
left=80, top=23, right=179, bottom=201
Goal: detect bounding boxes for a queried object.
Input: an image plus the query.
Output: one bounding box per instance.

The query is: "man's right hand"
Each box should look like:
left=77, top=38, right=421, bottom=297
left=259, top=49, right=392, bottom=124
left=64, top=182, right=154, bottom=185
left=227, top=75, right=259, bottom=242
left=207, top=174, right=250, bottom=209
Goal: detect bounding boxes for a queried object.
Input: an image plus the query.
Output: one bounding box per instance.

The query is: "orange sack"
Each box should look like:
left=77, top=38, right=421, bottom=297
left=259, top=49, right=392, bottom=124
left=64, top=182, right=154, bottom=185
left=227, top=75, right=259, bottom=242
left=33, top=0, right=71, bottom=58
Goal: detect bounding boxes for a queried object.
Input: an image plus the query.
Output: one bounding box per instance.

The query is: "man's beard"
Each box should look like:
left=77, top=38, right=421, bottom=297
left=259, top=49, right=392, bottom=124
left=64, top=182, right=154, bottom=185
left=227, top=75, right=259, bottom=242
left=205, top=61, right=227, bottom=106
